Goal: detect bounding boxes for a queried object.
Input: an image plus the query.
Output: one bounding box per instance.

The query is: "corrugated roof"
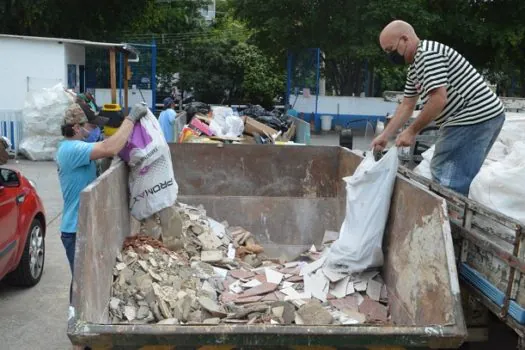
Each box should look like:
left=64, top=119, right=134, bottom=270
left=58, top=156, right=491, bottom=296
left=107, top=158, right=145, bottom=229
left=0, top=34, right=138, bottom=60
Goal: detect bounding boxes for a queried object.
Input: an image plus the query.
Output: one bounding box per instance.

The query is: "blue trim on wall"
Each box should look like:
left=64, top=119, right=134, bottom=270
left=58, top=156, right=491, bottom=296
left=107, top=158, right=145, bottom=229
left=299, top=113, right=386, bottom=131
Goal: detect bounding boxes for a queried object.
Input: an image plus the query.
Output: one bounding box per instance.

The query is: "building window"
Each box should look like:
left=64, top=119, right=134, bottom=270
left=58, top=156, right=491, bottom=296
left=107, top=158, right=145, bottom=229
left=67, top=64, right=77, bottom=91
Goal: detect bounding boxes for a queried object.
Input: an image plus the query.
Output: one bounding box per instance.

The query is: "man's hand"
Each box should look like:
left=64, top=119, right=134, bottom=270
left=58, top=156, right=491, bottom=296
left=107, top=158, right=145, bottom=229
left=126, top=103, right=149, bottom=123
left=371, top=133, right=389, bottom=152
left=395, top=128, right=417, bottom=147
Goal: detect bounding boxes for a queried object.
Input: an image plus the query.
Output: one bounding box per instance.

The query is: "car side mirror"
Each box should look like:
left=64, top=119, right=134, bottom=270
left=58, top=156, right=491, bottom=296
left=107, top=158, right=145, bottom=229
left=0, top=169, right=20, bottom=187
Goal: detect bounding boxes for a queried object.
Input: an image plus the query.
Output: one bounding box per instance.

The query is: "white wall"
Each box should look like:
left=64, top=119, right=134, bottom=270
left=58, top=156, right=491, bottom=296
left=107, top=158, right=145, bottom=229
left=64, top=43, right=85, bottom=92
left=293, top=95, right=397, bottom=117
left=0, top=38, right=65, bottom=110
left=94, top=88, right=153, bottom=110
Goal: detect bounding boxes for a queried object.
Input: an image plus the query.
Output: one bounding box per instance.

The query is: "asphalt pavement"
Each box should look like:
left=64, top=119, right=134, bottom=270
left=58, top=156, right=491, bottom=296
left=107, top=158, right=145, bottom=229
left=0, top=160, right=72, bottom=349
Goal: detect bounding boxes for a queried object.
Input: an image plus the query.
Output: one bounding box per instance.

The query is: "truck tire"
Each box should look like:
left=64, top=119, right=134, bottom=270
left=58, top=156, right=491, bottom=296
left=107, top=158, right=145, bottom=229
left=339, top=129, right=353, bottom=149
left=6, top=219, right=45, bottom=287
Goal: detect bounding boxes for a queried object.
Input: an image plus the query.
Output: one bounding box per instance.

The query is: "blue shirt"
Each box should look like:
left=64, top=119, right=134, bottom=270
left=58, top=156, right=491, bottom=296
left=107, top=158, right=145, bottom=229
left=158, top=108, right=177, bottom=142
left=56, top=140, right=96, bottom=233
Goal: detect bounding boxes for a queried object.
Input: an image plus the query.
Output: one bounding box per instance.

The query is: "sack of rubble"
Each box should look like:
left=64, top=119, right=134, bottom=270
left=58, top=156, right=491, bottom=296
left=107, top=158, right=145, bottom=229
left=118, top=107, right=179, bottom=220
left=325, top=146, right=399, bottom=274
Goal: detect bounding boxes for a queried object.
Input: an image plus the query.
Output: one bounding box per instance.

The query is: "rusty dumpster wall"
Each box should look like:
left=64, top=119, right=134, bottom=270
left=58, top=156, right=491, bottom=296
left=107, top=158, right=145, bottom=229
left=75, top=160, right=131, bottom=324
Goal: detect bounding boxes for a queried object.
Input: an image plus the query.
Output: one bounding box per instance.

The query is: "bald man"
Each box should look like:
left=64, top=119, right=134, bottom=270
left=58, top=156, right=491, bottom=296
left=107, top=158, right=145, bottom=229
left=372, top=20, right=505, bottom=196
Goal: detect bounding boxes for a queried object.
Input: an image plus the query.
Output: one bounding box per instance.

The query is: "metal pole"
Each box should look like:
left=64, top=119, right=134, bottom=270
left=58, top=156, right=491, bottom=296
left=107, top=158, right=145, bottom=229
left=315, top=48, right=320, bottom=132
left=151, top=39, right=157, bottom=113
left=119, top=52, right=123, bottom=106
left=286, top=50, right=292, bottom=110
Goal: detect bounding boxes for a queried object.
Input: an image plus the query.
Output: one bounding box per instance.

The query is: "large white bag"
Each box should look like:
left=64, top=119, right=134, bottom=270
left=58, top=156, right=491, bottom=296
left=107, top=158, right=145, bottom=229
left=118, top=109, right=178, bottom=220
left=325, top=147, right=399, bottom=274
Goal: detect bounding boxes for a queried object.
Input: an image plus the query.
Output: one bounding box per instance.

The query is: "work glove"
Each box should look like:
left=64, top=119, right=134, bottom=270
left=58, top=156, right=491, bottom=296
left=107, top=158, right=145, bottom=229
left=126, top=103, right=149, bottom=123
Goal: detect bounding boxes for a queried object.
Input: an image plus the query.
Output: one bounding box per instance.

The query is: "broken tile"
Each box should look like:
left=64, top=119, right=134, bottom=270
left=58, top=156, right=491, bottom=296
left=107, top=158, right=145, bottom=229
left=300, top=255, right=327, bottom=276
left=356, top=270, right=379, bottom=282
left=261, top=292, right=279, bottom=302
left=354, top=280, right=367, bottom=292
left=281, top=287, right=311, bottom=300
left=380, top=285, right=388, bottom=303
left=253, top=274, right=267, bottom=283
left=229, top=280, right=243, bottom=294
left=330, top=295, right=359, bottom=313
left=330, top=276, right=350, bottom=299
left=286, top=275, right=303, bottom=283
left=235, top=295, right=263, bottom=304
left=295, top=313, right=305, bottom=325
left=116, top=262, right=127, bottom=271
left=309, top=245, right=317, bottom=253
left=238, top=282, right=278, bottom=298
left=124, top=306, right=137, bottom=321
left=346, top=281, right=355, bottom=295
left=201, top=250, right=223, bottom=263
left=198, top=231, right=223, bottom=250
left=366, top=279, right=382, bottom=302
left=199, top=296, right=227, bottom=317
left=271, top=301, right=295, bottom=325
left=213, top=267, right=229, bottom=279
left=220, top=292, right=238, bottom=303
left=242, top=279, right=262, bottom=289
left=265, top=268, right=284, bottom=285
left=359, top=298, right=388, bottom=323
left=304, top=269, right=329, bottom=302
left=283, top=261, right=303, bottom=268
left=272, top=306, right=284, bottom=318
left=297, top=301, right=333, bottom=325
left=322, top=268, right=347, bottom=283
left=230, top=269, right=255, bottom=280
left=281, top=281, right=294, bottom=289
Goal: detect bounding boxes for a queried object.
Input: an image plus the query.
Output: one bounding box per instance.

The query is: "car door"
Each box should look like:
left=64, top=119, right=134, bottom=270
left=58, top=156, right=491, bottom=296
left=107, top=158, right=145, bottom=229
left=0, top=168, right=20, bottom=277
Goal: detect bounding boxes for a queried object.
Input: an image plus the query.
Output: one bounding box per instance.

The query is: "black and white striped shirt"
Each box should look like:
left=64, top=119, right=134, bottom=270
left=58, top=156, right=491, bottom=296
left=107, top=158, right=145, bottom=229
left=404, top=40, right=504, bottom=127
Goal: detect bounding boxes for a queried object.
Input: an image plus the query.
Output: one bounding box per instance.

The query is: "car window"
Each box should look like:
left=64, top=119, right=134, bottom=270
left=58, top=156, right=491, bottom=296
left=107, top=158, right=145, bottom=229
left=0, top=168, right=19, bottom=186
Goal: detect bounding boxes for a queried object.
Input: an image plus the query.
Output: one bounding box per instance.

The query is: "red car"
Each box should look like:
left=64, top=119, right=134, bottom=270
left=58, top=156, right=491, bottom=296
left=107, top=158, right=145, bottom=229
left=0, top=167, right=46, bottom=286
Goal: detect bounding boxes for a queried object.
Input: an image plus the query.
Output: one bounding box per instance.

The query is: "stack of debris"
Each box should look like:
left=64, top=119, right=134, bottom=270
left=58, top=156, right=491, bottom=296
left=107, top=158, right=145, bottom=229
left=111, top=203, right=390, bottom=326
left=178, top=105, right=297, bottom=145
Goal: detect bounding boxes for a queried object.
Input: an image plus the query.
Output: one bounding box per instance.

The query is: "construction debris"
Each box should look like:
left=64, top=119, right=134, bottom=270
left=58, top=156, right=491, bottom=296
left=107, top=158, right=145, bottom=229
left=111, top=202, right=391, bottom=326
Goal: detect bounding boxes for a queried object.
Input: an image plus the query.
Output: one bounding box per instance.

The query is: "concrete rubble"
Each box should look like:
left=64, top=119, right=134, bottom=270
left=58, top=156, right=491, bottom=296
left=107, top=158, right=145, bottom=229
left=111, top=210, right=391, bottom=326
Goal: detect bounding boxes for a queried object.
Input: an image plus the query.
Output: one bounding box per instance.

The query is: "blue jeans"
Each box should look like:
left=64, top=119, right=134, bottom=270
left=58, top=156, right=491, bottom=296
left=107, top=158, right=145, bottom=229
left=61, top=232, right=76, bottom=303
left=431, top=113, right=505, bottom=196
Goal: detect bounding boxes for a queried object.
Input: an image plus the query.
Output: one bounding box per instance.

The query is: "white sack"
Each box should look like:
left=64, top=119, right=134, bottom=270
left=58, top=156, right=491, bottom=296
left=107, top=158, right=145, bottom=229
left=20, top=83, right=73, bottom=160
left=118, top=109, right=178, bottom=220
left=324, top=147, right=399, bottom=274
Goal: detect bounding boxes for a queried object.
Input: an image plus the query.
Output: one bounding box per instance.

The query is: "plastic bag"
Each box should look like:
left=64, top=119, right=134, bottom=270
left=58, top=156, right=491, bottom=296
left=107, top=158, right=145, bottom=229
left=20, top=83, right=74, bottom=160
left=118, top=109, right=179, bottom=220
left=209, top=106, right=244, bottom=137
left=324, top=147, right=399, bottom=274
left=470, top=141, right=525, bottom=224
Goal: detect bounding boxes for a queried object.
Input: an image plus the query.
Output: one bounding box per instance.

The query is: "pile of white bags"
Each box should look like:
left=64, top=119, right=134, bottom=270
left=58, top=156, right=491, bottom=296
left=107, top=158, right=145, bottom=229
left=209, top=106, right=244, bottom=137
left=325, top=147, right=399, bottom=274
left=414, top=113, right=525, bottom=224
left=118, top=108, right=179, bottom=220
left=20, top=83, right=73, bottom=160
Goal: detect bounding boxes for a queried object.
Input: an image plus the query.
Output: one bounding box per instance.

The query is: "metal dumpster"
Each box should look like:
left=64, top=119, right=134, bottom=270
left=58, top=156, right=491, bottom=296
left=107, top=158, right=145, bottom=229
left=69, top=144, right=466, bottom=349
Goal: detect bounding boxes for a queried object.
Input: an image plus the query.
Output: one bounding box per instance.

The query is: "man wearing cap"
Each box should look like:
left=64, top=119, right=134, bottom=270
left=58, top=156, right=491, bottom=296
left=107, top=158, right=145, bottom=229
left=56, top=102, right=148, bottom=302
left=158, top=97, right=177, bottom=142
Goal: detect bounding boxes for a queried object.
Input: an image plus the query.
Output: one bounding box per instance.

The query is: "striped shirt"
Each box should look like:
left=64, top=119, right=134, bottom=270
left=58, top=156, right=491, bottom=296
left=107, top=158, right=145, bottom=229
left=404, top=40, right=504, bottom=127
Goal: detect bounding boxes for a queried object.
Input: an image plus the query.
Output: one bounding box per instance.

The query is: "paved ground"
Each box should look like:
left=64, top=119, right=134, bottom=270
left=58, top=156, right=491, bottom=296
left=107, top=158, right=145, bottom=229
left=0, top=136, right=519, bottom=349
left=0, top=160, right=72, bottom=349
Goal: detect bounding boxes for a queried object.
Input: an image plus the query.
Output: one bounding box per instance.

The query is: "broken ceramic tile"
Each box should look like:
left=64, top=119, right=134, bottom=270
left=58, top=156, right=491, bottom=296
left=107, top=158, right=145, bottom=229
left=330, top=295, right=359, bottom=313
left=322, top=268, right=347, bottom=283
left=330, top=276, right=350, bottom=299
left=229, top=280, right=243, bottom=294
left=238, top=282, right=278, bottom=298
left=346, top=281, right=355, bottom=295
left=354, top=280, right=367, bottom=292
left=230, top=269, right=255, bottom=280
left=265, top=268, right=284, bottom=285
left=304, top=269, right=329, bottom=302
left=366, top=279, right=382, bottom=302
left=124, top=306, right=137, bottom=321
left=199, top=296, right=227, bottom=318
left=157, top=318, right=179, bottom=325
left=235, top=295, right=263, bottom=304
left=300, top=255, right=327, bottom=276
left=242, top=279, right=262, bottom=289
left=359, top=298, right=388, bottom=323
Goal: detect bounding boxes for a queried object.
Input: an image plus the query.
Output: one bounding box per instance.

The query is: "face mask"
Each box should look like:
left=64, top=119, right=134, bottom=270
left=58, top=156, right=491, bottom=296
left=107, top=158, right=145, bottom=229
left=83, top=127, right=101, bottom=143
left=386, top=38, right=407, bottom=65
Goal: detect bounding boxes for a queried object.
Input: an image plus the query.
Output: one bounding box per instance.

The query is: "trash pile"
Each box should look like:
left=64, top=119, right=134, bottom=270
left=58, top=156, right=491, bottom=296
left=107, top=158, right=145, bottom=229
left=110, top=203, right=390, bottom=326
left=178, top=104, right=298, bottom=145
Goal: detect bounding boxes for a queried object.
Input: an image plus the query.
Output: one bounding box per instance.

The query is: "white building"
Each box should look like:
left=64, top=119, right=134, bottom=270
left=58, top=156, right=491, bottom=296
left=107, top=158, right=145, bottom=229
left=0, top=34, right=137, bottom=152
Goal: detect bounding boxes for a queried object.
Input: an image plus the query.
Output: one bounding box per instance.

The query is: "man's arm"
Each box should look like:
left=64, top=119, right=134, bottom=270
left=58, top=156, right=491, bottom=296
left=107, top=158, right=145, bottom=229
left=90, top=119, right=134, bottom=160
left=406, top=86, right=447, bottom=134
left=90, top=104, right=149, bottom=160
